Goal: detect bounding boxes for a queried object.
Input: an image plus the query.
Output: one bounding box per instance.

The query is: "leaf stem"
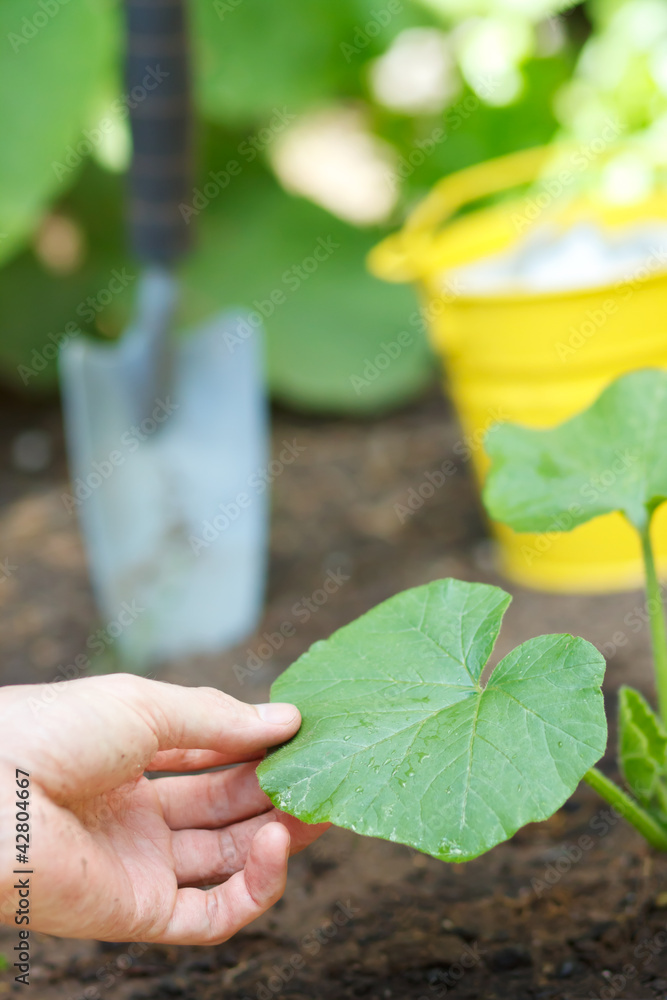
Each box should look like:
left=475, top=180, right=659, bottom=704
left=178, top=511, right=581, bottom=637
left=584, top=767, right=667, bottom=851
left=639, top=519, right=667, bottom=724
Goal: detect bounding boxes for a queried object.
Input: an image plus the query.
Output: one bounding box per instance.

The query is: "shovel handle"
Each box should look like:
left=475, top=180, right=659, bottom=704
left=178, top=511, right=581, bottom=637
left=125, top=0, right=193, bottom=264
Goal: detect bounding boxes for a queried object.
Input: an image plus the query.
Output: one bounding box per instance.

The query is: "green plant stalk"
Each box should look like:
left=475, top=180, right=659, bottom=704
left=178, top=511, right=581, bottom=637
left=584, top=767, right=667, bottom=851
left=639, top=519, right=667, bottom=724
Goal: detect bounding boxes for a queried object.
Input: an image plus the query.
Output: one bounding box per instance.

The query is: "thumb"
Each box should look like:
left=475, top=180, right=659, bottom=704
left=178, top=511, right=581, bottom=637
left=131, top=675, right=302, bottom=757
left=10, top=675, right=301, bottom=801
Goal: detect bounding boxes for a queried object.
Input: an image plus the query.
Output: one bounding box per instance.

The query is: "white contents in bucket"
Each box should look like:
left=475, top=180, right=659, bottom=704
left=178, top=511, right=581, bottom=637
left=444, top=222, right=667, bottom=296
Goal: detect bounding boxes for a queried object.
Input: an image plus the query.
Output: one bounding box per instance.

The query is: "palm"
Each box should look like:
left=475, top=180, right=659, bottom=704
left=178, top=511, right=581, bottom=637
left=34, top=763, right=323, bottom=942
left=79, top=777, right=181, bottom=938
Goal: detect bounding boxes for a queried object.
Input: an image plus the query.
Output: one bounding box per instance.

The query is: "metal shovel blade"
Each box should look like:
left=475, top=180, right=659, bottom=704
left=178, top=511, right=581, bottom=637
left=59, top=272, right=268, bottom=666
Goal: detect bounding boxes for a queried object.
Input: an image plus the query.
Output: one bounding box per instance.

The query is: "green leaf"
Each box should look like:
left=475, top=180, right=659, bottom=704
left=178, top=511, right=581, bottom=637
left=179, top=173, right=434, bottom=414
left=192, top=0, right=338, bottom=124
left=483, top=369, right=667, bottom=534
left=258, top=578, right=607, bottom=861
left=191, top=0, right=420, bottom=125
left=0, top=0, right=119, bottom=265
left=0, top=163, right=129, bottom=393
left=618, top=686, right=667, bottom=825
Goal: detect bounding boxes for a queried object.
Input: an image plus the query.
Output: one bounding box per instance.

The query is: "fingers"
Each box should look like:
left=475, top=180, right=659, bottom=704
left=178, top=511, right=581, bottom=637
left=171, top=810, right=331, bottom=888
left=8, top=674, right=301, bottom=801
left=146, top=749, right=235, bottom=772
left=159, top=822, right=290, bottom=945
left=154, top=762, right=272, bottom=830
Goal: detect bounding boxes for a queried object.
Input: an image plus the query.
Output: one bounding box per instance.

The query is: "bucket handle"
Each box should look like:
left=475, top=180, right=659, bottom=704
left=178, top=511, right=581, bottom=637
left=405, top=144, right=559, bottom=234
left=369, top=143, right=575, bottom=282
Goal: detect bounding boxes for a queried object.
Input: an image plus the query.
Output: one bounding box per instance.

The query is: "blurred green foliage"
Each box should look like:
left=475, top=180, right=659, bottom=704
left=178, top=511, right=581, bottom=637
left=0, top=0, right=118, bottom=266
left=1, top=0, right=664, bottom=412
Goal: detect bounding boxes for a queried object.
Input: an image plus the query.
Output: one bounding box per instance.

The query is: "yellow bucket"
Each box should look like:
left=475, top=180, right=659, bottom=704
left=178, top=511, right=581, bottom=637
left=369, top=145, right=667, bottom=592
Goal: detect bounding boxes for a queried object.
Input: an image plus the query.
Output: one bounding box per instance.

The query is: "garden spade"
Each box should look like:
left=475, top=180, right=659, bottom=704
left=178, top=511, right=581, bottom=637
left=59, top=0, right=268, bottom=666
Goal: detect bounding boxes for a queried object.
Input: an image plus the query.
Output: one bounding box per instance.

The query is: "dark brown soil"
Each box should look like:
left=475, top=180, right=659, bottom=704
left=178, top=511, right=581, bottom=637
left=0, top=386, right=666, bottom=999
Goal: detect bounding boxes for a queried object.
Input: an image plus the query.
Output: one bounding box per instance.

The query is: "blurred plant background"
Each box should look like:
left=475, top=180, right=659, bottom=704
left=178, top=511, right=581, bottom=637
left=2, top=0, right=667, bottom=414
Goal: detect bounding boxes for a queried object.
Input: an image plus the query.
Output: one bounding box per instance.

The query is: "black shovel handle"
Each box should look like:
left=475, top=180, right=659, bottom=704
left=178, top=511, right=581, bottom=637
left=125, top=0, right=193, bottom=264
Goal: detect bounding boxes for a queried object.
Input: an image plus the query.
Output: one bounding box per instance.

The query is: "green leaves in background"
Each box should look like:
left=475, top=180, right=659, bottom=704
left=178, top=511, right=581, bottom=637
left=0, top=0, right=583, bottom=414
left=0, top=0, right=119, bottom=266
left=180, top=174, right=433, bottom=413
left=484, top=369, right=667, bottom=534
left=618, top=686, right=667, bottom=826
left=192, top=0, right=344, bottom=125
left=0, top=0, right=570, bottom=413
left=191, top=0, right=418, bottom=125
left=0, top=164, right=129, bottom=392
left=0, top=165, right=433, bottom=413
left=258, top=578, right=607, bottom=861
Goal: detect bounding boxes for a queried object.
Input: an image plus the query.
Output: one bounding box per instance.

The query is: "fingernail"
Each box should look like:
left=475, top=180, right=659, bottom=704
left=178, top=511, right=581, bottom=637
left=255, top=702, right=299, bottom=725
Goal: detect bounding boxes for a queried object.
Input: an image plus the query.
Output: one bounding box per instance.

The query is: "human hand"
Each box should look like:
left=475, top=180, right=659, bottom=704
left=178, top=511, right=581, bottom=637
left=0, top=675, right=328, bottom=944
